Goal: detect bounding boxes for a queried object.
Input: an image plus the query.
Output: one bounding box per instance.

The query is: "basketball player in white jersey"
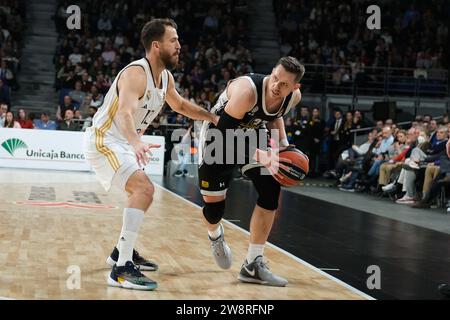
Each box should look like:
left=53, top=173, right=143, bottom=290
left=84, top=18, right=217, bottom=290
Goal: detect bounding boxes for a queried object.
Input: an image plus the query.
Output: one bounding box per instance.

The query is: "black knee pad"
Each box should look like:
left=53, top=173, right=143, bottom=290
left=256, top=185, right=280, bottom=210
left=202, top=200, right=226, bottom=224
left=246, top=168, right=280, bottom=211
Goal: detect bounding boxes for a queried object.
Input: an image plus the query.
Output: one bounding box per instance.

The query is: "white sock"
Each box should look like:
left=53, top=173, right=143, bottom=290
left=247, top=243, right=265, bottom=263
left=117, top=208, right=144, bottom=267
left=208, top=224, right=222, bottom=240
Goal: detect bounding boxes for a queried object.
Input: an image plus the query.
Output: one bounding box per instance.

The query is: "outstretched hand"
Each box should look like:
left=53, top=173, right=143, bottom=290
left=132, top=141, right=161, bottom=167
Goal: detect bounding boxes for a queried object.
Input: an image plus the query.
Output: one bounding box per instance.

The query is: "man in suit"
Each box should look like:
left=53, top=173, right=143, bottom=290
left=328, top=108, right=345, bottom=169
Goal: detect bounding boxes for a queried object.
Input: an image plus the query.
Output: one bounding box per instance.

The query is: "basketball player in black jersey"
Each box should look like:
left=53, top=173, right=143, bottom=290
left=198, top=57, right=304, bottom=286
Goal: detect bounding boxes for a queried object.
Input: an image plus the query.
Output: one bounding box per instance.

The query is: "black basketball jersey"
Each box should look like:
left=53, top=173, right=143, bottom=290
left=211, top=73, right=297, bottom=129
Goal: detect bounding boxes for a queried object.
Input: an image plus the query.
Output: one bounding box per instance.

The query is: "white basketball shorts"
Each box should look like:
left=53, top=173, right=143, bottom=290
left=83, top=127, right=140, bottom=192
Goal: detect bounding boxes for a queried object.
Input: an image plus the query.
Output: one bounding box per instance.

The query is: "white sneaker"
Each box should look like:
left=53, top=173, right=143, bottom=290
left=339, top=172, right=353, bottom=183
left=382, top=182, right=396, bottom=192
left=238, top=256, right=288, bottom=287
left=209, top=224, right=232, bottom=269
left=408, top=161, right=420, bottom=170
left=396, top=195, right=415, bottom=204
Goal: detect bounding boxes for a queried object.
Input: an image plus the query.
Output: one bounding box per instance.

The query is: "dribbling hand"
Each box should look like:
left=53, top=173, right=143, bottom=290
left=253, top=148, right=292, bottom=176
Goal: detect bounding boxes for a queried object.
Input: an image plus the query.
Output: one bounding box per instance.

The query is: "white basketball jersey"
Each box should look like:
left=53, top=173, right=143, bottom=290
left=92, top=57, right=169, bottom=143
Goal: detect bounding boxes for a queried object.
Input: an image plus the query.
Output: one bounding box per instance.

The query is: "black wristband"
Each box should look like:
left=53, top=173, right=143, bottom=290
left=216, top=110, right=242, bottom=131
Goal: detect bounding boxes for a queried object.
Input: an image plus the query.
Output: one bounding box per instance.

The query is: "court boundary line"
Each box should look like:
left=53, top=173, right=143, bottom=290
left=155, top=183, right=376, bottom=301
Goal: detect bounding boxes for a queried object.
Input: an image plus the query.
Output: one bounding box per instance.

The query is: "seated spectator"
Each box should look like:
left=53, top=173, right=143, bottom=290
left=56, top=60, right=73, bottom=89
left=364, top=126, right=396, bottom=187
left=58, top=109, right=80, bottom=131
left=0, top=103, right=7, bottom=127
left=413, top=151, right=450, bottom=209
left=80, top=71, right=93, bottom=93
left=375, top=120, right=384, bottom=130
left=395, top=130, right=437, bottom=204
left=34, top=113, right=56, bottom=130
left=69, top=81, right=86, bottom=107
left=97, top=13, right=112, bottom=31
left=78, top=94, right=93, bottom=116
left=101, top=41, right=116, bottom=64
left=339, top=129, right=379, bottom=191
left=407, top=126, right=448, bottom=169
left=68, top=46, right=82, bottom=65
left=3, top=111, right=20, bottom=128
left=0, top=60, right=15, bottom=89
left=171, top=113, right=187, bottom=126
left=74, top=109, right=82, bottom=120
left=94, top=72, right=111, bottom=95
left=90, top=86, right=104, bottom=108
left=146, top=117, right=164, bottom=136
left=74, top=109, right=84, bottom=128
left=81, top=106, right=98, bottom=132
left=56, top=95, right=74, bottom=121
left=378, top=130, right=411, bottom=189
left=372, top=126, right=395, bottom=156
left=17, top=108, right=34, bottom=129
left=428, top=119, right=438, bottom=145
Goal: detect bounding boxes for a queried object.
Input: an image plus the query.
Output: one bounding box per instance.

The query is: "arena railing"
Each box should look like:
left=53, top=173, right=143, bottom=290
left=301, top=64, right=449, bottom=98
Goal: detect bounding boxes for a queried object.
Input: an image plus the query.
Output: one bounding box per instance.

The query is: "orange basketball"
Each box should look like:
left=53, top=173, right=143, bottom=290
left=273, top=147, right=309, bottom=187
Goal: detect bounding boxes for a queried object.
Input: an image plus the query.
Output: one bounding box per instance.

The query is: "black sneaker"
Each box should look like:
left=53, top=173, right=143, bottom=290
left=107, top=261, right=157, bottom=290
left=174, top=170, right=183, bottom=177
left=238, top=256, right=288, bottom=287
left=106, top=247, right=158, bottom=271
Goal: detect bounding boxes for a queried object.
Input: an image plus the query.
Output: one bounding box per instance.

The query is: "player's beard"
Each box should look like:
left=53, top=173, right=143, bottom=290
left=160, top=50, right=178, bottom=70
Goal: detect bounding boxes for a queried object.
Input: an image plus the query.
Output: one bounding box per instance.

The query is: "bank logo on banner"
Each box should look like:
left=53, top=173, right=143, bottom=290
left=1, top=136, right=85, bottom=161
left=1, top=138, right=28, bottom=157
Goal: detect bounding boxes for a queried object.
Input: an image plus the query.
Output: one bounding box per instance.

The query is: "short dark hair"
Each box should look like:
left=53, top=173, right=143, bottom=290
left=276, top=56, right=305, bottom=83
left=141, top=18, right=178, bottom=52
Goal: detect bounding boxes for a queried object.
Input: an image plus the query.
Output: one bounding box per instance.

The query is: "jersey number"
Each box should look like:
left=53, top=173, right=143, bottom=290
left=141, top=109, right=155, bottom=126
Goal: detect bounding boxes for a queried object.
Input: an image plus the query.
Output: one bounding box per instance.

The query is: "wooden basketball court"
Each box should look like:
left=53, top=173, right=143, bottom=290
left=0, top=168, right=370, bottom=300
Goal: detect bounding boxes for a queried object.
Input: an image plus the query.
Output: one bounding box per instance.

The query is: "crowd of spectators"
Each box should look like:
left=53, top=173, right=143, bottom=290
left=0, top=0, right=25, bottom=109
left=50, top=0, right=252, bottom=134
left=0, top=101, right=95, bottom=131
left=274, top=0, right=450, bottom=96
left=275, top=0, right=449, bottom=69
left=287, top=105, right=450, bottom=211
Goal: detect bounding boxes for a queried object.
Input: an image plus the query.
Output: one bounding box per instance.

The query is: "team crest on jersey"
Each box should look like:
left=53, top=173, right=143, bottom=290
left=146, top=90, right=151, bottom=100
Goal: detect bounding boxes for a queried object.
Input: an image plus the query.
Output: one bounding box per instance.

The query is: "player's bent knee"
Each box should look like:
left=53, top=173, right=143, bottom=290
left=254, top=177, right=280, bottom=211
left=140, top=182, right=154, bottom=200
left=202, top=200, right=225, bottom=224
left=256, top=196, right=279, bottom=211
left=126, top=178, right=154, bottom=202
